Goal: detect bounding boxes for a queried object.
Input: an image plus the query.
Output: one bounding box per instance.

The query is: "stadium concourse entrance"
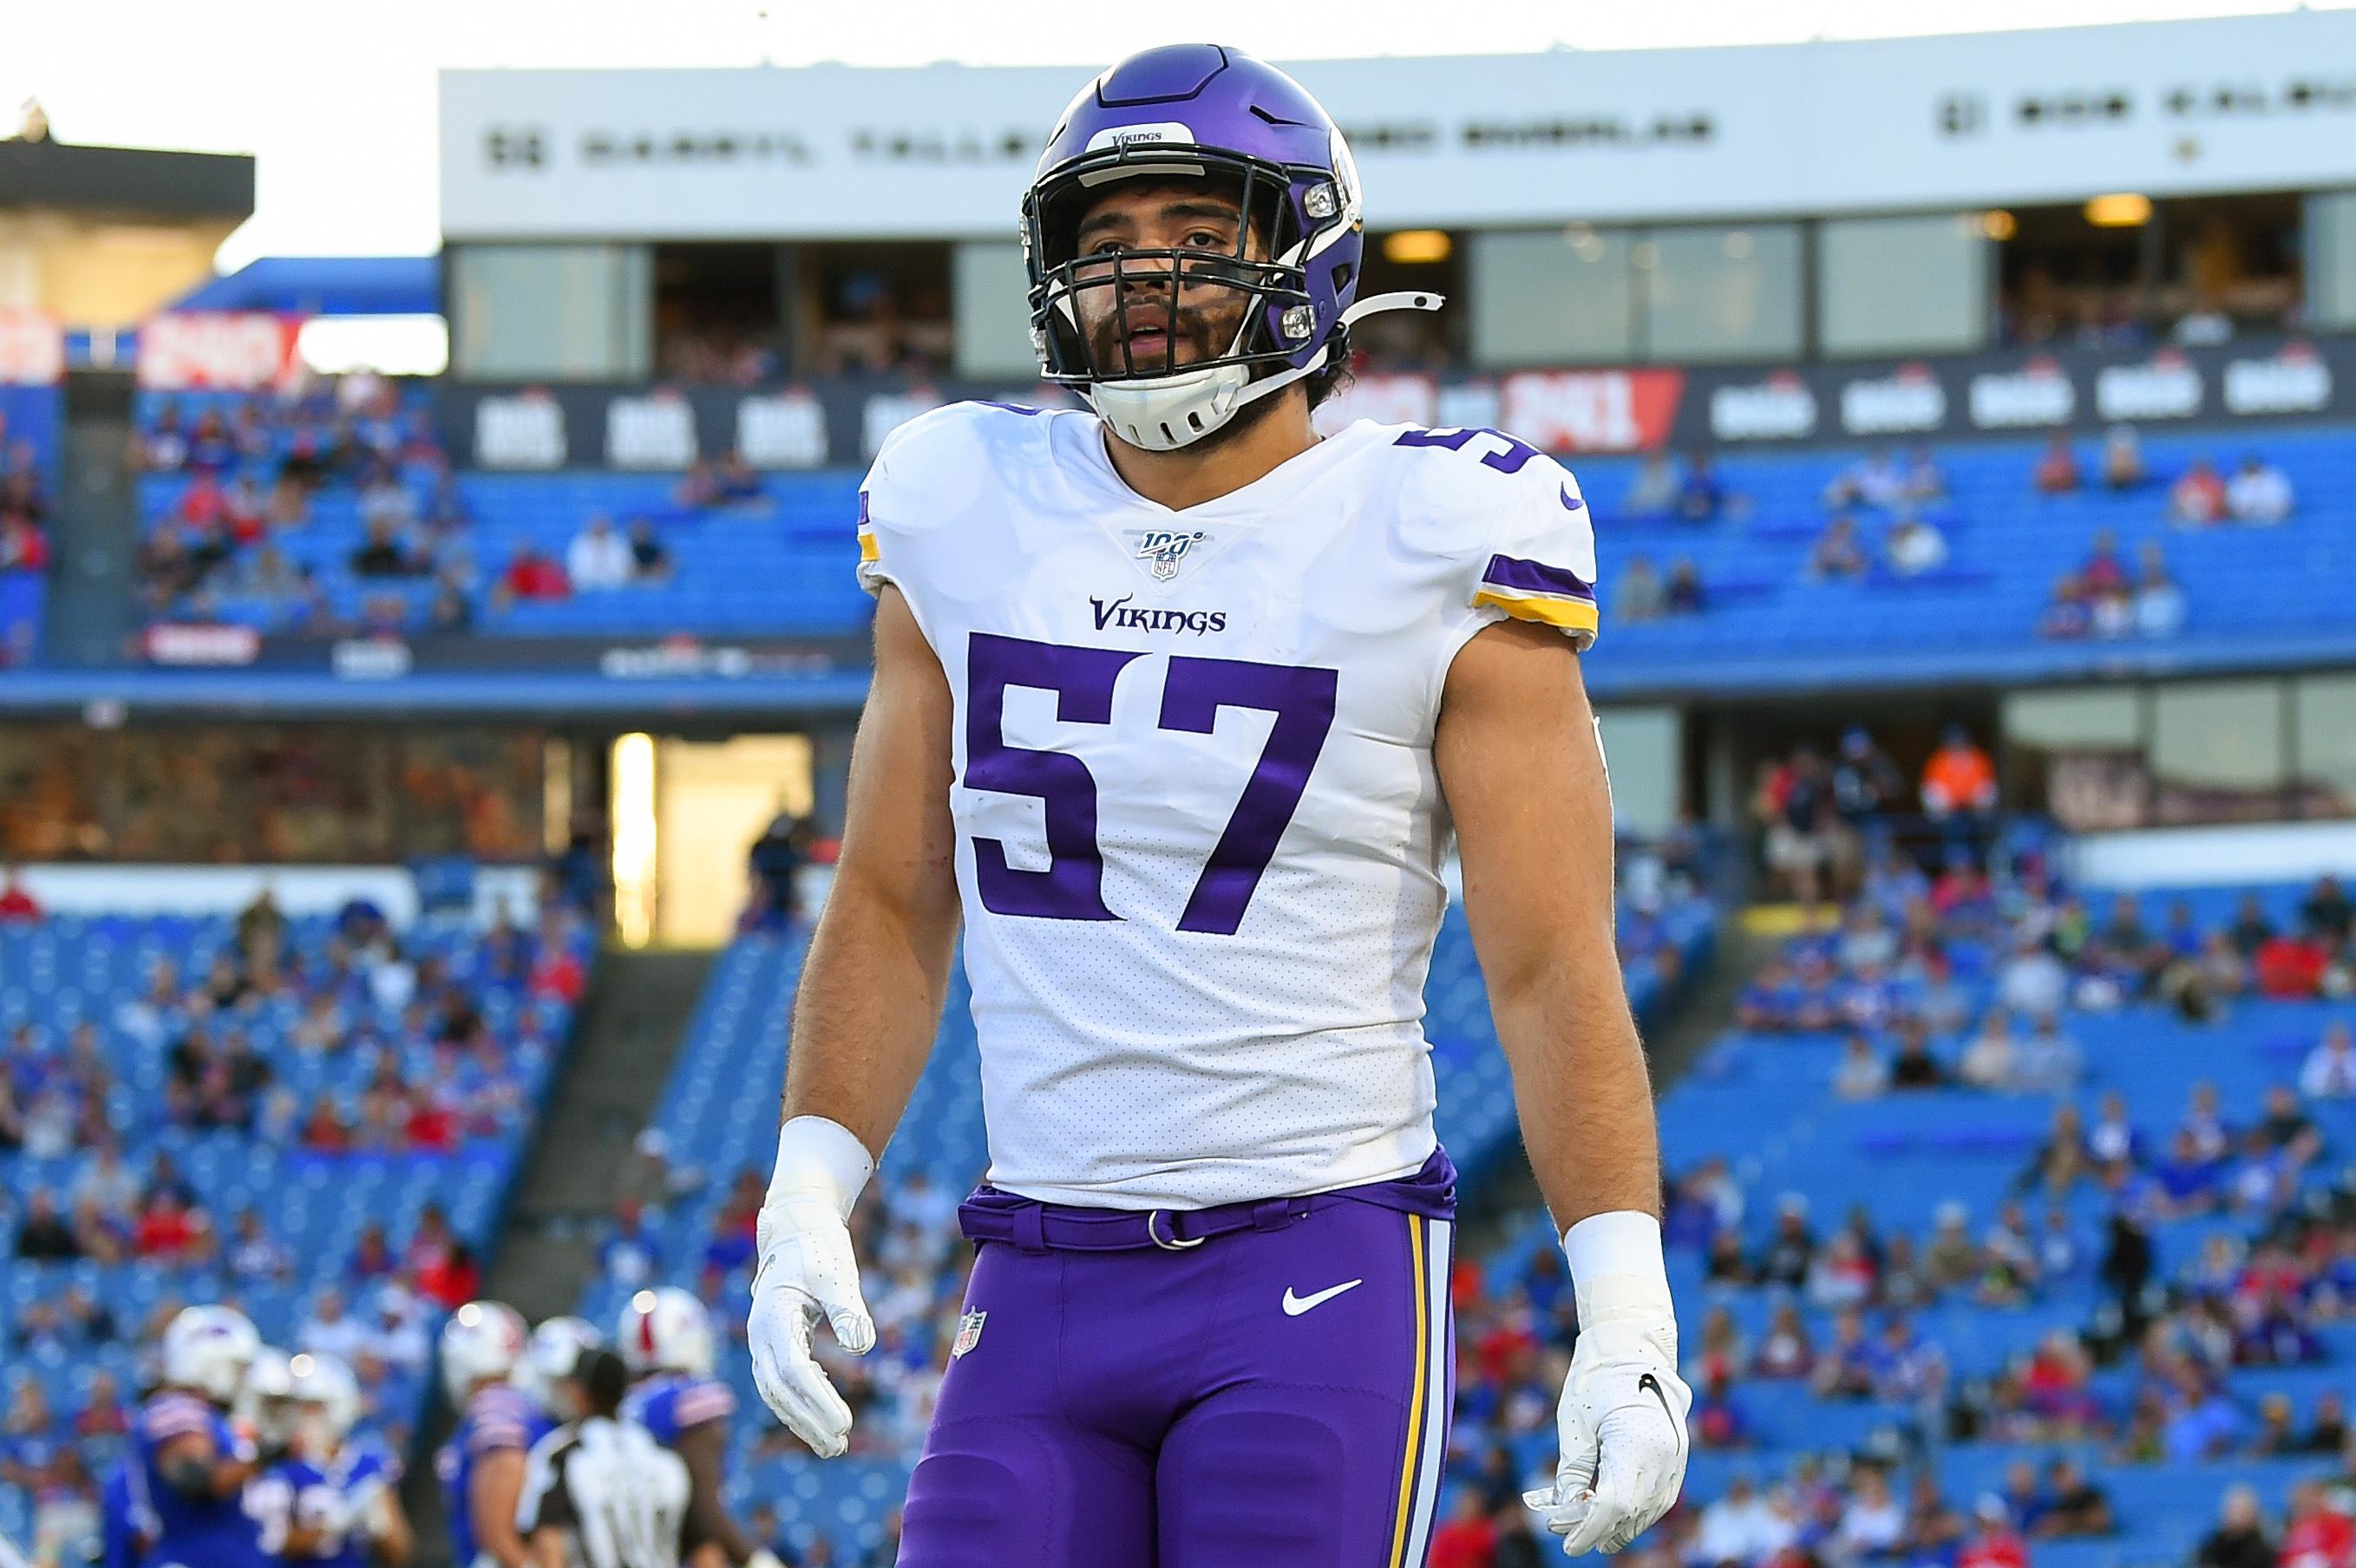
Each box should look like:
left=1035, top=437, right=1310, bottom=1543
left=1676, top=692, right=2006, bottom=893
left=603, top=731, right=822, bottom=948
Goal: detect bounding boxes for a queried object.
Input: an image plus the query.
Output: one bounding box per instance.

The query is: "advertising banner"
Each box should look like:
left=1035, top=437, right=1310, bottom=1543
left=439, top=334, right=2356, bottom=469
left=136, top=312, right=306, bottom=392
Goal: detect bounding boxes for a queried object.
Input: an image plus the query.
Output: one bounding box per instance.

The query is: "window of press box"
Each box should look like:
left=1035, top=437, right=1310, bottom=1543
left=1991, top=189, right=2302, bottom=349
left=2294, top=674, right=2356, bottom=819
left=784, top=241, right=953, bottom=378
left=1638, top=223, right=1804, bottom=363
left=1467, top=226, right=1635, bottom=367
left=2307, top=191, right=2356, bottom=332
left=1468, top=223, right=1802, bottom=369
left=448, top=244, right=651, bottom=382
left=1816, top=213, right=1991, bottom=358
left=652, top=244, right=784, bottom=386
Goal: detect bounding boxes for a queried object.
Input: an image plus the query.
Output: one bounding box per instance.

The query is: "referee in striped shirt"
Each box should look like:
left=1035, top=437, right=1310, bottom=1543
left=518, top=1348, right=691, bottom=1568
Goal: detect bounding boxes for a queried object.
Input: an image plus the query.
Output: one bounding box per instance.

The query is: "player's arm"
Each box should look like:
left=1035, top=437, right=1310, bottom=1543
left=750, top=584, right=961, bottom=1459
left=1436, top=618, right=1688, bottom=1558
left=154, top=1428, right=255, bottom=1500
left=782, top=584, right=962, bottom=1146
left=469, top=1448, right=533, bottom=1568
left=367, top=1486, right=413, bottom=1567
left=670, top=1421, right=756, bottom=1562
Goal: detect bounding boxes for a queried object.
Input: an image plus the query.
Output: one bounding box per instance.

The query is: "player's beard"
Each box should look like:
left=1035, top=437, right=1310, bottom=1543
left=1083, top=295, right=1298, bottom=454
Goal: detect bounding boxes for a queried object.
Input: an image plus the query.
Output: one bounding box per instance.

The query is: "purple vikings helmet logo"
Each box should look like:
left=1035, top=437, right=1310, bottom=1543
left=1020, top=44, right=1440, bottom=453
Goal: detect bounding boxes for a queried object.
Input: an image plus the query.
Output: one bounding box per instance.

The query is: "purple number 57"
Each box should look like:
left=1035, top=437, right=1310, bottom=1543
left=964, top=633, right=1338, bottom=935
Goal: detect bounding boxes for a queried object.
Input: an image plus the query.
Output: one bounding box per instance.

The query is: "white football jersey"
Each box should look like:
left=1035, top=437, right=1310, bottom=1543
left=858, top=402, right=1599, bottom=1209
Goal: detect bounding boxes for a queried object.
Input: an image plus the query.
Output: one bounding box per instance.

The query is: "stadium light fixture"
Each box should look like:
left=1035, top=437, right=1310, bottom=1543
left=1981, top=210, right=2017, bottom=241
left=2084, top=193, right=2152, bottom=227
left=1382, top=229, right=1452, bottom=265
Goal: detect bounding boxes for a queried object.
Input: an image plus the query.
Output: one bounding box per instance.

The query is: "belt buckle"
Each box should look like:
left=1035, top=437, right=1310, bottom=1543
left=1147, top=1210, right=1204, bottom=1251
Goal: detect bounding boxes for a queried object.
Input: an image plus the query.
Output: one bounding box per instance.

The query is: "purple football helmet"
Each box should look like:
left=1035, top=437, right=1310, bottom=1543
left=1022, top=44, right=1440, bottom=451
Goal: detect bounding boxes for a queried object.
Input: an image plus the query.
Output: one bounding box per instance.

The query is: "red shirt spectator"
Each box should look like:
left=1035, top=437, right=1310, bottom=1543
left=301, top=1098, right=352, bottom=1154
left=0, top=517, right=48, bottom=572
left=1960, top=1523, right=2030, bottom=1568
left=404, top=1096, right=461, bottom=1153
left=2255, top=933, right=2329, bottom=999
left=2033, top=438, right=2081, bottom=495
left=1476, top=1311, right=1540, bottom=1386
left=417, top=1244, right=481, bottom=1310
left=502, top=547, right=570, bottom=601
left=1451, top=1258, right=1487, bottom=1311
left=133, top=1194, right=203, bottom=1260
left=529, top=946, right=586, bottom=1004
left=0, top=869, right=40, bottom=924
left=2171, top=461, right=2228, bottom=526
left=180, top=474, right=226, bottom=527
left=1427, top=1492, right=1499, bottom=1568
left=2279, top=1485, right=2353, bottom=1568
left=2078, top=538, right=2130, bottom=596
left=74, top=1397, right=129, bottom=1441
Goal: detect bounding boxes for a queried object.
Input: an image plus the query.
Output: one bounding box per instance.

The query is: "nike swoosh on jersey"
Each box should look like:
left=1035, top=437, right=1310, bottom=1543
left=1561, top=485, right=1586, bottom=513
left=1281, top=1278, right=1365, bottom=1316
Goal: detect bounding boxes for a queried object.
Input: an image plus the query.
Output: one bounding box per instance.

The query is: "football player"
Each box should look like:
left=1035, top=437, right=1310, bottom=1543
left=433, top=1300, right=540, bottom=1568
left=252, top=1351, right=411, bottom=1566
left=237, top=1346, right=301, bottom=1463
left=117, top=1304, right=274, bottom=1567
left=744, top=43, right=1690, bottom=1568
left=514, top=1316, right=606, bottom=1421
left=618, top=1288, right=782, bottom=1568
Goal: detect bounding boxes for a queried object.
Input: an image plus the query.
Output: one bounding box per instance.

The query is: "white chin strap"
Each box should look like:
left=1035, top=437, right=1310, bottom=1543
left=1088, top=291, right=1444, bottom=454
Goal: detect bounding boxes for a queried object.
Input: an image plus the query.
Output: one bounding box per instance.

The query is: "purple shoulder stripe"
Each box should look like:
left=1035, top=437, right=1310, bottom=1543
left=1480, top=552, right=1595, bottom=603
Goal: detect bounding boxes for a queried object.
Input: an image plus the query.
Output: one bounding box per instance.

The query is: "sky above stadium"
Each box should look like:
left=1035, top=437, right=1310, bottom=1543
left=9, top=0, right=2349, bottom=270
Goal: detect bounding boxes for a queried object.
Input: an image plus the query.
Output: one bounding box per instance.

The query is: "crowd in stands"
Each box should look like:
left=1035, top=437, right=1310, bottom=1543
left=1432, top=834, right=2356, bottom=1568
left=134, top=373, right=461, bottom=631
left=1584, top=423, right=2317, bottom=658
left=0, top=878, right=596, bottom=1558
left=2032, top=428, right=2296, bottom=643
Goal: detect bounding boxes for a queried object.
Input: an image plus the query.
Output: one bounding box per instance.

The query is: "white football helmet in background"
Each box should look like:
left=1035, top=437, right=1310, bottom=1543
left=238, top=1347, right=299, bottom=1449
left=618, top=1287, right=715, bottom=1379
left=291, top=1351, right=363, bottom=1453
left=162, top=1304, right=262, bottom=1406
left=437, top=1300, right=527, bottom=1403
left=516, top=1316, right=605, bottom=1414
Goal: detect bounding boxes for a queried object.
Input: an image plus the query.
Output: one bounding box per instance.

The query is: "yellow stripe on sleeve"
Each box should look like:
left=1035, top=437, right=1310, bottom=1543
left=1472, top=588, right=1600, bottom=634
left=857, top=532, right=880, bottom=564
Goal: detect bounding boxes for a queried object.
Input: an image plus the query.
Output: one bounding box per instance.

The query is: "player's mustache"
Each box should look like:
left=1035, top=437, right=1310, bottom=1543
left=1090, top=304, right=1218, bottom=373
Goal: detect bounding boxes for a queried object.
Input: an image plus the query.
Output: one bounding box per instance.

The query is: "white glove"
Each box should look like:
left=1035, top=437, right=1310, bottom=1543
left=747, top=1116, right=878, bottom=1459
left=1523, top=1212, right=1692, bottom=1557
left=746, top=1552, right=789, bottom=1568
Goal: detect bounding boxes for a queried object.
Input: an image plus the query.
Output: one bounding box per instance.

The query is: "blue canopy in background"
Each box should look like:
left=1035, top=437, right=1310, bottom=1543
left=171, top=255, right=440, bottom=317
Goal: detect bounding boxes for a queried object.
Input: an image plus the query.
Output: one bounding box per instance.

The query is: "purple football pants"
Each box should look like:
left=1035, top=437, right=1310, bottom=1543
left=898, top=1150, right=1457, bottom=1568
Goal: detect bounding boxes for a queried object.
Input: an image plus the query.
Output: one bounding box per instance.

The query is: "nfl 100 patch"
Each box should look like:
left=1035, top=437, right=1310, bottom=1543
left=1129, top=527, right=1208, bottom=582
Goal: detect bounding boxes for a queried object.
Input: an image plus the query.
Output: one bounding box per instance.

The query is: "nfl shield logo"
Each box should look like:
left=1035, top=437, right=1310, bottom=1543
left=951, top=1310, right=987, bottom=1359
left=1131, top=528, right=1207, bottom=582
